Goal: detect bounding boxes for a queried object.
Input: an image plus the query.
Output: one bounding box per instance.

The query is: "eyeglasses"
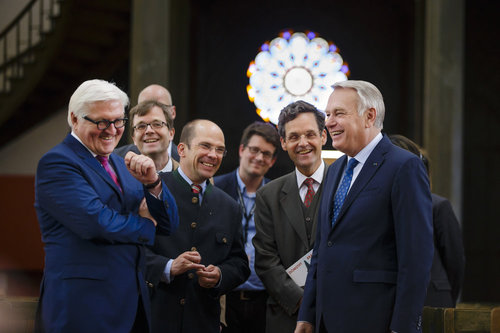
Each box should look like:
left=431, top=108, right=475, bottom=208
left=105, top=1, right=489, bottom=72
left=193, top=142, right=227, bottom=157
left=286, top=131, right=319, bottom=143
left=133, top=121, right=169, bottom=132
left=83, top=116, right=127, bottom=130
left=246, top=146, right=274, bottom=160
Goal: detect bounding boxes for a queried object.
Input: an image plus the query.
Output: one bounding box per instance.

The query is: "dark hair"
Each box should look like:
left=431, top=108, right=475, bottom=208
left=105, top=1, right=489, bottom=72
left=240, top=122, right=280, bottom=156
left=389, top=134, right=429, bottom=175
left=277, top=100, right=325, bottom=139
left=129, top=100, right=174, bottom=135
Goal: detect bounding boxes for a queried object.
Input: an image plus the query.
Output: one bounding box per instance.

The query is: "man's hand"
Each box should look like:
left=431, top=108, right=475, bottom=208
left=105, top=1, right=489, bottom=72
left=295, top=322, right=314, bottom=333
left=138, top=198, right=157, bottom=226
left=124, top=152, right=158, bottom=184
left=196, top=264, right=221, bottom=288
left=171, top=251, right=205, bottom=277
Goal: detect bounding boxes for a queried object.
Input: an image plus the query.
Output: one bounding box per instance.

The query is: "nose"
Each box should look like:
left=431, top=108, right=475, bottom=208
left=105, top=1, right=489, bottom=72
left=144, top=124, right=155, bottom=133
left=298, top=134, right=308, bottom=146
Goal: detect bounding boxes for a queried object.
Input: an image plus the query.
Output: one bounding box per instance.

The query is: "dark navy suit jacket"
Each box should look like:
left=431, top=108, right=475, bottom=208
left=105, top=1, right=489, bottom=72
left=34, top=134, right=178, bottom=333
left=214, top=168, right=270, bottom=201
left=298, top=135, right=433, bottom=333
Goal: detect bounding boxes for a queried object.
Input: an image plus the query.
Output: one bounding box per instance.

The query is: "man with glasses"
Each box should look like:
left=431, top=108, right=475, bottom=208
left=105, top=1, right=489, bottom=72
left=146, top=119, right=250, bottom=333
left=34, top=79, right=179, bottom=332
left=129, top=100, right=179, bottom=173
left=213, top=121, right=280, bottom=333
left=252, top=101, right=328, bottom=332
left=115, top=84, right=180, bottom=162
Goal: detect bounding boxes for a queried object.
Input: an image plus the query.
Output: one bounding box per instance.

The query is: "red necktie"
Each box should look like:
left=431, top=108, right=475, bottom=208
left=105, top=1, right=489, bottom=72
left=191, top=184, right=202, bottom=194
left=303, top=178, right=315, bottom=208
left=96, top=155, right=122, bottom=192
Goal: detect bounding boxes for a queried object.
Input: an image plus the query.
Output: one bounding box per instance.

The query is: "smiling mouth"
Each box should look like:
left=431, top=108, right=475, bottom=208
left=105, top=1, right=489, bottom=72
left=144, top=139, right=158, bottom=143
left=100, top=136, right=114, bottom=140
left=201, top=162, right=214, bottom=167
left=297, top=149, right=312, bottom=155
left=331, top=130, right=343, bottom=136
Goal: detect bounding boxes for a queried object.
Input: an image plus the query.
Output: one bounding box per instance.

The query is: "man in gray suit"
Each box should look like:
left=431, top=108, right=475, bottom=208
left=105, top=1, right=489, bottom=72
left=253, top=101, right=327, bottom=332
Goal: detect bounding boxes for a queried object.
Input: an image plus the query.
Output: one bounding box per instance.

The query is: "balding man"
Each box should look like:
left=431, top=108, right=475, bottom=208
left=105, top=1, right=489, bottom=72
left=146, top=120, right=250, bottom=333
left=115, top=84, right=180, bottom=161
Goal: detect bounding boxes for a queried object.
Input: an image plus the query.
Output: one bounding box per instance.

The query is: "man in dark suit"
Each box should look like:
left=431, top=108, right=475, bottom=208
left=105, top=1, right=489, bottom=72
left=128, top=100, right=179, bottom=173
left=296, top=80, right=434, bottom=333
left=34, top=79, right=179, bottom=332
left=389, top=134, right=465, bottom=307
left=214, top=121, right=280, bottom=333
left=146, top=119, right=250, bottom=333
left=115, top=84, right=180, bottom=162
left=253, top=101, right=328, bottom=332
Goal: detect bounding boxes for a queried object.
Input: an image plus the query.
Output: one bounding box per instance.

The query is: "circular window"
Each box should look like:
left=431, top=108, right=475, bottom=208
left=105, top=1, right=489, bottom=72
left=247, top=31, right=350, bottom=125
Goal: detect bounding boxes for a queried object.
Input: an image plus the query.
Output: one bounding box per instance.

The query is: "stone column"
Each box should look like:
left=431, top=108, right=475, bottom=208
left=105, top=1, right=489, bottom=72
left=423, top=0, right=464, bottom=218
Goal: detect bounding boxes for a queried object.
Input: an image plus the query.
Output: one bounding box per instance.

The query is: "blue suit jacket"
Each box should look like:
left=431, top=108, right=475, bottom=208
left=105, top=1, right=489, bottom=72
left=298, top=135, right=433, bottom=333
left=34, top=134, right=178, bottom=333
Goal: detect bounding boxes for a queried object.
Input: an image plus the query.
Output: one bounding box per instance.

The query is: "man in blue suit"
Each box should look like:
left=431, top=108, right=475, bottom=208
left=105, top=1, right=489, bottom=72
left=34, top=79, right=179, bottom=333
left=296, top=80, right=433, bottom=333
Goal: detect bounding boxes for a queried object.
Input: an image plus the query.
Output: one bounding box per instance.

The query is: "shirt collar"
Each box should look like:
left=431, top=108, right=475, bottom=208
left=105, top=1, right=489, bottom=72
left=236, top=168, right=263, bottom=197
left=178, top=166, right=208, bottom=193
left=296, top=161, right=325, bottom=188
left=159, top=158, right=173, bottom=173
left=350, top=132, right=383, bottom=165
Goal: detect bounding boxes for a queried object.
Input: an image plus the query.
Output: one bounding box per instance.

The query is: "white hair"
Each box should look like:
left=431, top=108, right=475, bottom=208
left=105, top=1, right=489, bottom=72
left=67, top=79, right=129, bottom=127
left=333, top=80, right=385, bottom=129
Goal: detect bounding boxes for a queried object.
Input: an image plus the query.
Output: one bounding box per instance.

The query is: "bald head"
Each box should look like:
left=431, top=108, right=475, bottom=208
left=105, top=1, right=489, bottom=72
left=138, top=84, right=176, bottom=119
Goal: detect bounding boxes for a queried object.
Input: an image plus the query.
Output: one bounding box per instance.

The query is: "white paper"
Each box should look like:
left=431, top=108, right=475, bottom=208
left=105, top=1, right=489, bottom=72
left=286, top=249, right=313, bottom=287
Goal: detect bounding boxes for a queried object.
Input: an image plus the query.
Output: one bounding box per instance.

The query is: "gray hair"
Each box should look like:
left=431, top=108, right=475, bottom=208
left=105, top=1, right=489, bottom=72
left=333, top=80, right=385, bottom=129
left=67, top=79, right=129, bottom=127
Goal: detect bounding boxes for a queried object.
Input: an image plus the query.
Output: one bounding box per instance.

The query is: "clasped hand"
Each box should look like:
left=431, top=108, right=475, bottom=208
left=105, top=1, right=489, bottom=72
left=171, top=251, right=221, bottom=288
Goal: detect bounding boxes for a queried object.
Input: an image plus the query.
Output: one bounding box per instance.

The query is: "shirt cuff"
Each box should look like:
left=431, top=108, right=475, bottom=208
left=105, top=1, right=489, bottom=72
left=161, top=259, right=173, bottom=283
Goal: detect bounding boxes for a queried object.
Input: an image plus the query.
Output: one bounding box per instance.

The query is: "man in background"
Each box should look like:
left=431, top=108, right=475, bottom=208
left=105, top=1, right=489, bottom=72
left=116, top=84, right=179, bottom=161
left=34, top=79, right=178, bottom=332
left=146, top=119, right=250, bottom=333
left=128, top=100, right=178, bottom=173
left=296, top=80, right=433, bottom=333
left=253, top=101, right=328, bottom=332
left=214, top=121, right=280, bottom=333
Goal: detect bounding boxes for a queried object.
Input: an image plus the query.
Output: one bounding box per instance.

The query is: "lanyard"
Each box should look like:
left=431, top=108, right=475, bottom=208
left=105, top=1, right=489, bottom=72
left=236, top=185, right=256, bottom=244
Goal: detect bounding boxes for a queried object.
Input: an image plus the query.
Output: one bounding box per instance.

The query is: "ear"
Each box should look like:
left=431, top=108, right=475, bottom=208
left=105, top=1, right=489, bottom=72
left=170, top=106, right=177, bottom=120
left=320, top=129, right=327, bottom=145
left=169, top=127, right=175, bottom=141
left=365, top=108, right=377, bottom=128
left=280, top=137, right=287, bottom=151
left=71, top=112, right=79, bottom=128
left=238, top=144, right=245, bottom=158
left=177, top=142, right=186, bottom=157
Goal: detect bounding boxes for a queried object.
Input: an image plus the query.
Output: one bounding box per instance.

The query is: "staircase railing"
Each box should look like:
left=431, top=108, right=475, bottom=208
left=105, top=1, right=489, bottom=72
left=0, top=0, right=61, bottom=93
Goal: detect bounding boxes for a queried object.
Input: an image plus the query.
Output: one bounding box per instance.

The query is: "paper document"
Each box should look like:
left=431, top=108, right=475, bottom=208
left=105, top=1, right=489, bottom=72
left=286, top=249, right=313, bottom=287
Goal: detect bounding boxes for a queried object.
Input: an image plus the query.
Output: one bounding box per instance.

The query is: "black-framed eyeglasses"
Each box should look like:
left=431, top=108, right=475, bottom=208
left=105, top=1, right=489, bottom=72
left=83, top=116, right=128, bottom=130
left=246, top=146, right=274, bottom=160
left=133, top=121, right=169, bottom=132
left=191, top=142, right=227, bottom=157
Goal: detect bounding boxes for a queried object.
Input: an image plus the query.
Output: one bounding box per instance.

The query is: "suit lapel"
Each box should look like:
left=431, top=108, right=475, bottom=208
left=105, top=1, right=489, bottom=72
left=325, top=155, right=348, bottom=233
left=63, top=134, right=124, bottom=200
left=331, top=138, right=388, bottom=232
left=280, top=172, right=309, bottom=248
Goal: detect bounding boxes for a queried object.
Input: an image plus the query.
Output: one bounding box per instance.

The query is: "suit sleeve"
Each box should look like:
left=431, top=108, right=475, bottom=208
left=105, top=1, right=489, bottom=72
left=144, top=181, right=179, bottom=235
left=253, top=190, right=303, bottom=316
left=433, top=198, right=465, bottom=303
left=391, top=157, right=434, bottom=332
left=36, top=152, right=156, bottom=245
left=298, top=225, right=321, bottom=324
left=213, top=203, right=250, bottom=296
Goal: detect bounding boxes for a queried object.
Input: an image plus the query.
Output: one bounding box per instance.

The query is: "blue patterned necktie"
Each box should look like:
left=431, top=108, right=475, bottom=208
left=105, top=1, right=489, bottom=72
left=332, top=158, right=359, bottom=225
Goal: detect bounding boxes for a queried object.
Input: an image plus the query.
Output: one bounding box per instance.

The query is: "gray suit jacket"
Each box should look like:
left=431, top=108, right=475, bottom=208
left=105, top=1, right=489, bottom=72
left=253, top=168, right=326, bottom=332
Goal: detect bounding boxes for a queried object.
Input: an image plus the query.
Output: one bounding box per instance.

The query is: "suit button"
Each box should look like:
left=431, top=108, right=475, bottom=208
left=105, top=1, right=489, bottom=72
left=327, top=241, right=333, bottom=247
left=222, top=237, right=227, bottom=244
left=188, top=273, right=194, bottom=279
left=147, top=282, right=154, bottom=288
left=305, top=217, right=311, bottom=222
left=191, top=222, right=197, bottom=229
left=191, top=246, right=197, bottom=251
left=192, top=197, right=199, bottom=204
left=180, top=298, right=185, bottom=305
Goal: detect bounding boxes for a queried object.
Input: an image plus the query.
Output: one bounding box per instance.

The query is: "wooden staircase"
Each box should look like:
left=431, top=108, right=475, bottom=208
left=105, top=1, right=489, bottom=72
left=0, top=0, right=131, bottom=148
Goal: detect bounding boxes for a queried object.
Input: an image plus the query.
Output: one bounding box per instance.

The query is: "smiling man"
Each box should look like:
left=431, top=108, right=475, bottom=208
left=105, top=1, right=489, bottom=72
left=146, top=119, right=250, bottom=333
left=296, top=80, right=433, bottom=333
left=252, top=101, right=328, bottom=332
left=34, top=79, right=178, bottom=332
left=214, top=122, right=280, bottom=333
left=129, top=100, right=178, bottom=172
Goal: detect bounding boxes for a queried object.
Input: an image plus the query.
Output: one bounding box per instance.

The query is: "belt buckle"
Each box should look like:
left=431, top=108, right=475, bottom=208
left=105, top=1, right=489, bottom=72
left=240, top=290, right=251, bottom=301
